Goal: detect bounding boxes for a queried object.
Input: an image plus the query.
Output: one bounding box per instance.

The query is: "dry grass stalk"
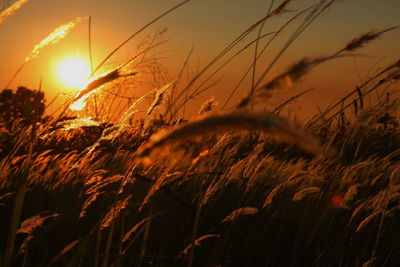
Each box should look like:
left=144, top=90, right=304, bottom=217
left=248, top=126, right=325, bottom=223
left=356, top=210, right=381, bottom=232
left=240, top=26, right=398, bottom=110
left=270, top=0, right=292, bottom=16
left=119, top=90, right=155, bottom=125
left=101, top=195, right=131, bottom=229
left=92, top=0, right=190, bottom=74
left=343, top=184, right=360, bottom=204
left=198, top=96, right=218, bottom=115
left=180, top=234, right=220, bottom=256
left=251, top=0, right=336, bottom=90
left=47, top=240, right=80, bottom=265
left=263, top=58, right=313, bottom=90
left=17, top=213, right=59, bottom=253
left=55, top=118, right=101, bottom=131
left=122, top=213, right=162, bottom=244
left=147, top=80, right=176, bottom=116
left=361, top=257, right=377, bottom=267
left=263, top=184, right=284, bottom=208
left=171, top=0, right=293, bottom=115
left=138, top=111, right=325, bottom=158
left=221, top=207, right=258, bottom=222
left=73, top=69, right=137, bottom=102
left=309, top=58, right=400, bottom=126
left=293, top=186, right=321, bottom=201
left=237, top=58, right=315, bottom=108
left=0, top=0, right=29, bottom=24
left=79, top=193, right=99, bottom=218
left=122, top=218, right=148, bottom=243
left=17, top=213, right=59, bottom=234
left=85, top=174, right=123, bottom=195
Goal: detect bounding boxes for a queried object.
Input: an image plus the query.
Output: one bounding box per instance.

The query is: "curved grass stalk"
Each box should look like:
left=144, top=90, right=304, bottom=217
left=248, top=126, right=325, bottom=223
left=138, top=111, right=326, bottom=159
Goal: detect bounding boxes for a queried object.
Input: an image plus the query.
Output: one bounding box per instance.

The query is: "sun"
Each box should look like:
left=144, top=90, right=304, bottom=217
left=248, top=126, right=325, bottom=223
left=57, top=56, right=91, bottom=88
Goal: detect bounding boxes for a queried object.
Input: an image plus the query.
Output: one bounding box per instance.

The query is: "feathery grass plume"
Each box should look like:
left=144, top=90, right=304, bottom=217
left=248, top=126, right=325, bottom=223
left=251, top=0, right=337, bottom=90
left=263, top=58, right=313, bottom=90
left=147, top=80, right=176, bottom=116
left=342, top=26, right=399, bottom=52
left=86, top=89, right=156, bottom=147
left=17, top=213, right=59, bottom=234
left=198, top=96, right=218, bottom=115
left=293, top=186, right=321, bottom=201
left=0, top=0, right=29, bottom=24
left=237, top=58, right=315, bottom=108
left=17, top=213, right=59, bottom=253
left=25, top=16, right=89, bottom=62
left=222, top=207, right=258, bottom=222
left=138, top=111, right=326, bottom=159
left=85, top=174, right=123, bottom=195
left=239, top=26, right=398, bottom=109
left=70, top=69, right=137, bottom=110
left=74, top=69, right=120, bottom=101
left=119, top=89, right=155, bottom=125
left=101, top=195, right=131, bottom=229
left=122, top=218, right=148, bottom=243
left=263, top=184, right=285, bottom=208
left=55, top=118, right=101, bottom=131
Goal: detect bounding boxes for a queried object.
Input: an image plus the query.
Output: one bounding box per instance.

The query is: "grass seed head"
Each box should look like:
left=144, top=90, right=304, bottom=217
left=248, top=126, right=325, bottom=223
left=344, top=26, right=399, bottom=52
left=25, top=16, right=88, bottom=62
left=198, top=96, right=218, bottom=115
left=0, top=0, right=29, bottom=24
left=138, top=111, right=326, bottom=159
left=147, top=80, right=175, bottom=116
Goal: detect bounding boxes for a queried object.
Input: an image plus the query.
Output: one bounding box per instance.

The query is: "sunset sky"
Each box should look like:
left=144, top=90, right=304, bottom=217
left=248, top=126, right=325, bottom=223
left=0, top=0, right=399, bottom=118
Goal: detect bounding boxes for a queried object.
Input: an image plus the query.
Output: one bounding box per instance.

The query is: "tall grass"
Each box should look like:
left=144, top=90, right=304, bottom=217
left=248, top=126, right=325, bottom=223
left=1, top=0, right=400, bottom=266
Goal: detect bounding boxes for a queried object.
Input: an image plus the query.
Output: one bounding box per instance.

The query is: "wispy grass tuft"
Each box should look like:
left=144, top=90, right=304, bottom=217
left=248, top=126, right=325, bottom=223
left=138, top=110, right=325, bottom=159
left=198, top=96, right=218, bottom=115
left=342, top=26, right=399, bottom=52
left=25, top=16, right=89, bottom=62
left=0, top=0, right=29, bottom=24
left=73, top=69, right=137, bottom=102
left=147, top=80, right=176, bottom=116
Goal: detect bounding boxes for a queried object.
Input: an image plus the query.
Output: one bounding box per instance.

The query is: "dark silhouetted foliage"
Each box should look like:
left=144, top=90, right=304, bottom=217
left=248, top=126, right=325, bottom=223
left=0, top=86, right=45, bottom=126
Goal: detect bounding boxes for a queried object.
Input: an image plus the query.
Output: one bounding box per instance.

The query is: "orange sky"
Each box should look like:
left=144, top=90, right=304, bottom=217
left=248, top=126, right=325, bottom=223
left=0, top=0, right=399, bottom=119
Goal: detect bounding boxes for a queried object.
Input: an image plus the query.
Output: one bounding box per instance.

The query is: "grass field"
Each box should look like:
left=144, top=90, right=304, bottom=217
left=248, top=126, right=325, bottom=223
left=1, top=0, right=400, bottom=266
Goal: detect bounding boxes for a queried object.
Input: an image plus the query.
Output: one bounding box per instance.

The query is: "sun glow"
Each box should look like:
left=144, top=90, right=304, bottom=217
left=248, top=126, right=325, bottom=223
left=70, top=94, right=90, bottom=111
left=57, top=56, right=91, bottom=88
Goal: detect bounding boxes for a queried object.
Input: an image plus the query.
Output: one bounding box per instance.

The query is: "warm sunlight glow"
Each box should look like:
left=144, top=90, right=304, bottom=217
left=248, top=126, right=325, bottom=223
left=70, top=94, right=90, bottom=111
left=57, top=56, right=91, bottom=88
